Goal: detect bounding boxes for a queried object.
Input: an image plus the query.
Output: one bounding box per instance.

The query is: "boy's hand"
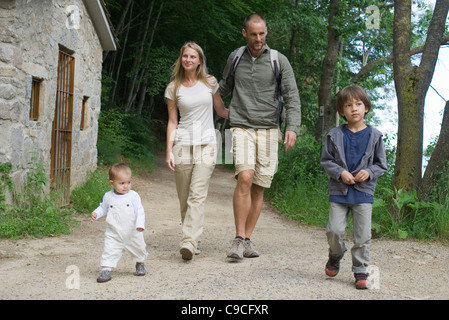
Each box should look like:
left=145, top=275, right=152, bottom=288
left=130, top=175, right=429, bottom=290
left=354, top=169, right=369, bottom=182
left=136, top=228, right=144, bottom=232
left=340, top=170, right=355, bottom=185
left=90, top=212, right=97, bottom=223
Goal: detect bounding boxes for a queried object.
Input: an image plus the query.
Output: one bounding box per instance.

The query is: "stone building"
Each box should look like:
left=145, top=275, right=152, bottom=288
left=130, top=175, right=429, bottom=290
left=0, top=0, right=117, bottom=203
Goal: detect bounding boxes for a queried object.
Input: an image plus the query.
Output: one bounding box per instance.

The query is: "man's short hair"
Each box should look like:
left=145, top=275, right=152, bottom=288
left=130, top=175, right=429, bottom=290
left=244, top=13, right=266, bottom=30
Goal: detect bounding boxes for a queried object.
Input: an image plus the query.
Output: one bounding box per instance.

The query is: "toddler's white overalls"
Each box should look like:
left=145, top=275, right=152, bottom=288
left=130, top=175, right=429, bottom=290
left=100, top=193, right=147, bottom=268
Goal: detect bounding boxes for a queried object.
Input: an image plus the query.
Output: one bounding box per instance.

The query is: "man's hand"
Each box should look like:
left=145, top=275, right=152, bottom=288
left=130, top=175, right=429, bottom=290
left=283, top=130, right=297, bottom=151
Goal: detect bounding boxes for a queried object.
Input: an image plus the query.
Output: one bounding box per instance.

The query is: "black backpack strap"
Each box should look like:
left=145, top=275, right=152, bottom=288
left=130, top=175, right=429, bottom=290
left=271, top=52, right=284, bottom=128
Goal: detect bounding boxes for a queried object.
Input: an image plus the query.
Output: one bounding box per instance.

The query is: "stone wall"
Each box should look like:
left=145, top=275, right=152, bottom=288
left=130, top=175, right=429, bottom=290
left=0, top=0, right=103, bottom=199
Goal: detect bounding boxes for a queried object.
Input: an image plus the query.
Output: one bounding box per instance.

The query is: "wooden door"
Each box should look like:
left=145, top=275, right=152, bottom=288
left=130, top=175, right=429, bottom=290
left=51, top=50, right=74, bottom=205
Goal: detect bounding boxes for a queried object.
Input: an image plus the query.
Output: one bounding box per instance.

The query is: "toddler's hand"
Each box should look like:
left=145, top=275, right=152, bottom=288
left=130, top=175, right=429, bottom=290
left=136, top=227, right=144, bottom=232
left=90, top=212, right=97, bottom=223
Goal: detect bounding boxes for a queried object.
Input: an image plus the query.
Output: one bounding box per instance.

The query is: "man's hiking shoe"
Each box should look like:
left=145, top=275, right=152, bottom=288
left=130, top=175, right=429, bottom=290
left=325, top=257, right=340, bottom=277
left=97, top=269, right=111, bottom=283
left=354, top=273, right=369, bottom=289
left=227, top=237, right=244, bottom=261
left=243, top=239, right=259, bottom=258
left=135, top=262, right=146, bottom=276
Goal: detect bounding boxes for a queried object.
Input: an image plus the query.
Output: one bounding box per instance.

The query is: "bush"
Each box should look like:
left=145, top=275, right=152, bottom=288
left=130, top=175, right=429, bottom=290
left=266, top=132, right=330, bottom=226
left=0, top=158, right=77, bottom=239
left=97, top=109, right=158, bottom=170
left=70, top=167, right=111, bottom=214
left=266, top=131, right=449, bottom=243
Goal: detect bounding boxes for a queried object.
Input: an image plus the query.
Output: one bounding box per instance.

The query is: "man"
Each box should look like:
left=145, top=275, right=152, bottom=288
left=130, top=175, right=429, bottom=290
left=219, top=13, right=301, bottom=261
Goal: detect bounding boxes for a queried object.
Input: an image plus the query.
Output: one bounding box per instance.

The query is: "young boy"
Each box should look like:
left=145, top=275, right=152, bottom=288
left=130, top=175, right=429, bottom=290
left=91, top=163, right=148, bottom=283
left=320, top=85, right=387, bottom=289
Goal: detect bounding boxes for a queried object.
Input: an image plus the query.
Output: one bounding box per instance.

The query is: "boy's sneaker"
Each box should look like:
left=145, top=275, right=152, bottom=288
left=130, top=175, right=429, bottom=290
left=243, top=239, right=259, bottom=258
left=354, top=273, right=369, bottom=289
left=227, top=237, right=244, bottom=261
left=135, top=262, right=146, bottom=276
left=325, top=257, right=340, bottom=277
left=97, top=269, right=111, bottom=283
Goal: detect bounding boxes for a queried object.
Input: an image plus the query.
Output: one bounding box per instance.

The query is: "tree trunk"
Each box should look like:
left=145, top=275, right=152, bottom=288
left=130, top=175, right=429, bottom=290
left=103, top=0, right=133, bottom=63
left=125, top=1, right=154, bottom=112
left=315, top=0, right=339, bottom=141
left=288, top=0, right=299, bottom=64
left=393, top=0, right=449, bottom=192
left=392, top=1, right=424, bottom=192
left=420, top=100, right=449, bottom=199
left=111, top=1, right=134, bottom=105
left=135, top=2, right=163, bottom=115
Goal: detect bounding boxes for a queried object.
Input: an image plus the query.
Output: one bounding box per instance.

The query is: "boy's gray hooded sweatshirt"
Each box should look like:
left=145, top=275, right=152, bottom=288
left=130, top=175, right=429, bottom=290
left=320, top=125, right=388, bottom=197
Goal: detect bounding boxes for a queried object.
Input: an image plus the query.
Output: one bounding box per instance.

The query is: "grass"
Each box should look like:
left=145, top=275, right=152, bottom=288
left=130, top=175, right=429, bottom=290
left=0, top=158, right=77, bottom=239
left=266, top=132, right=449, bottom=244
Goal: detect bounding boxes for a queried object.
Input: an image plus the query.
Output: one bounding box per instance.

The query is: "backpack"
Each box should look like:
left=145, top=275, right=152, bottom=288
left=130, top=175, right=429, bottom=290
left=225, top=46, right=284, bottom=127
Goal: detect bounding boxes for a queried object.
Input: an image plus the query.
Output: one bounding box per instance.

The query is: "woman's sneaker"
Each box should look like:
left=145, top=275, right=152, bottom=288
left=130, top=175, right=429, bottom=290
left=354, top=273, right=369, bottom=289
left=325, top=257, right=340, bottom=277
left=180, top=245, right=194, bottom=260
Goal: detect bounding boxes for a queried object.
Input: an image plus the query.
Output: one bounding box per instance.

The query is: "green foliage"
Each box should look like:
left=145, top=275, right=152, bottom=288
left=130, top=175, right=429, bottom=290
left=70, top=167, right=111, bottom=214
left=99, top=0, right=449, bottom=244
left=266, top=132, right=330, bottom=226
left=144, top=46, right=178, bottom=97
left=371, top=135, right=449, bottom=242
left=373, top=186, right=449, bottom=242
left=97, top=108, right=158, bottom=169
left=97, top=108, right=128, bottom=165
left=0, top=158, right=77, bottom=239
left=267, top=133, right=449, bottom=242
left=121, top=113, right=158, bottom=170
left=0, top=198, right=75, bottom=239
left=0, top=162, right=13, bottom=212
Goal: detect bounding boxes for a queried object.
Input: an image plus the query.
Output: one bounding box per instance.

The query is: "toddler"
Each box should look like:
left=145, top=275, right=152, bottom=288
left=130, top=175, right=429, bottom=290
left=91, top=163, right=148, bottom=283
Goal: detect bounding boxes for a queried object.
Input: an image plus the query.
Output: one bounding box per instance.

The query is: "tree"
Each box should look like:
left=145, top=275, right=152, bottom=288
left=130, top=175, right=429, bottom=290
left=421, top=100, right=449, bottom=198
left=392, top=0, right=449, bottom=193
left=315, top=0, right=340, bottom=141
left=312, top=0, right=396, bottom=141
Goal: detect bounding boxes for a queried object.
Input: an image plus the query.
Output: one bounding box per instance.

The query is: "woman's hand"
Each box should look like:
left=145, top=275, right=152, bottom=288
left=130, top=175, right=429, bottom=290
left=166, top=152, right=175, bottom=171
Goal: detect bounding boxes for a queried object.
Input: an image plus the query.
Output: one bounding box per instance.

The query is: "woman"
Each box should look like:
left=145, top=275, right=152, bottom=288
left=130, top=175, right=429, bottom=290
left=164, top=42, right=228, bottom=260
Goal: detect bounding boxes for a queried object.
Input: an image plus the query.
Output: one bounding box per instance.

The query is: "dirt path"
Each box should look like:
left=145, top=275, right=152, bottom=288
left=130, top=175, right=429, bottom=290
left=1, top=155, right=448, bottom=301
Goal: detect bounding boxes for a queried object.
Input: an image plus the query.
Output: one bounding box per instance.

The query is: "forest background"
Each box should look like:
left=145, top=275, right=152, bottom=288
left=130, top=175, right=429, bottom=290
left=1, top=0, right=448, bottom=242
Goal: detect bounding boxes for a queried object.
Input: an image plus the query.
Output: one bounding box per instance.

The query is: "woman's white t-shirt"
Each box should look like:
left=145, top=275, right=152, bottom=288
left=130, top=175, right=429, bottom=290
left=165, top=77, right=218, bottom=146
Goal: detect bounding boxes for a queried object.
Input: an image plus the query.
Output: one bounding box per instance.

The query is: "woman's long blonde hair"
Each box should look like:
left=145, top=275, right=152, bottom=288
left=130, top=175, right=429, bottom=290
left=169, top=41, right=214, bottom=102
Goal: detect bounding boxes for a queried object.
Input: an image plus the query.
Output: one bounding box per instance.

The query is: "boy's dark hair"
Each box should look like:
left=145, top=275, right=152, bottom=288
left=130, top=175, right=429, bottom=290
left=336, top=85, right=372, bottom=120
left=109, top=163, right=131, bottom=180
left=244, top=13, right=266, bottom=30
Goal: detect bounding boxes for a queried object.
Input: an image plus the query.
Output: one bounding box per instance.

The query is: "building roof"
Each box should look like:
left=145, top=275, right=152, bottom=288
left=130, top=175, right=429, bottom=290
left=83, top=0, right=118, bottom=51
